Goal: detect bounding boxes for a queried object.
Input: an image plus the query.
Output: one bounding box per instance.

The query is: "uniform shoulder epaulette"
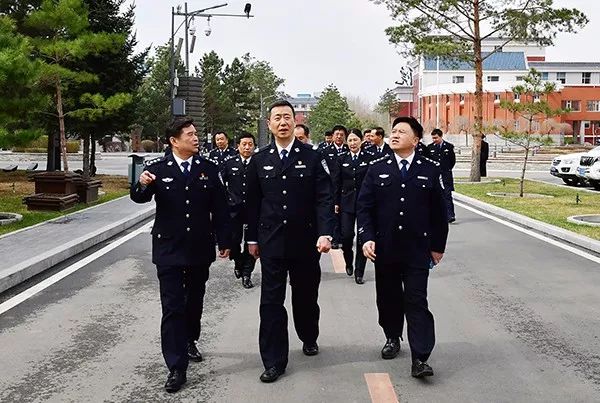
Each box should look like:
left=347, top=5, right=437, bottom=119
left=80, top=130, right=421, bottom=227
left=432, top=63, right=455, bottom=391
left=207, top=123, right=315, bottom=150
left=369, top=154, right=390, bottom=165
left=256, top=144, right=274, bottom=154
left=200, top=155, right=219, bottom=166
left=363, top=148, right=375, bottom=156
left=420, top=156, right=441, bottom=167
left=144, top=156, right=165, bottom=166
left=223, top=154, right=237, bottom=163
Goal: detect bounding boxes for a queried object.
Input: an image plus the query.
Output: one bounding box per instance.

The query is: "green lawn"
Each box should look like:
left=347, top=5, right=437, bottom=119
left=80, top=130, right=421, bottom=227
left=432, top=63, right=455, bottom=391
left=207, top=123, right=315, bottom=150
left=455, top=178, right=600, bottom=240
left=0, top=172, right=129, bottom=236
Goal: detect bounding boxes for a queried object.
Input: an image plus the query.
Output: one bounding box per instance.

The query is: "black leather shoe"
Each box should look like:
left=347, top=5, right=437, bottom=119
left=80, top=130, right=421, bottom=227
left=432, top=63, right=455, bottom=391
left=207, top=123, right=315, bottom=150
left=381, top=337, right=400, bottom=359
left=345, top=265, right=354, bottom=276
left=187, top=342, right=203, bottom=362
left=411, top=360, right=434, bottom=378
left=448, top=217, right=456, bottom=223
left=242, top=276, right=254, bottom=289
left=260, top=366, right=285, bottom=383
left=355, top=276, right=364, bottom=284
left=302, top=342, right=319, bottom=356
left=234, top=267, right=242, bottom=279
left=164, top=369, right=186, bottom=393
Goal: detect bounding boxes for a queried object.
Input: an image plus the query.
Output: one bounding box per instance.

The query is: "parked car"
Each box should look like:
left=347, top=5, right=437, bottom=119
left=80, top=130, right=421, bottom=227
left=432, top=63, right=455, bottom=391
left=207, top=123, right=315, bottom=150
left=577, top=146, right=600, bottom=190
left=551, top=152, right=587, bottom=186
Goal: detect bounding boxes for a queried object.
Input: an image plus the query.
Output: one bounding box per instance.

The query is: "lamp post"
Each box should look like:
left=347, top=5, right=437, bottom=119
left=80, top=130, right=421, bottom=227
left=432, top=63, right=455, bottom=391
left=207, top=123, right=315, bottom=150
left=170, top=2, right=254, bottom=119
left=258, top=93, right=276, bottom=147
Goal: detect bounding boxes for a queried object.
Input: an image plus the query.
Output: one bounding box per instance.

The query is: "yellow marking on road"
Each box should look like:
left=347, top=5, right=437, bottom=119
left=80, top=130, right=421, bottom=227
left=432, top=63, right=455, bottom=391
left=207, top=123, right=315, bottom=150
left=329, top=249, right=347, bottom=273
left=364, top=373, right=399, bottom=403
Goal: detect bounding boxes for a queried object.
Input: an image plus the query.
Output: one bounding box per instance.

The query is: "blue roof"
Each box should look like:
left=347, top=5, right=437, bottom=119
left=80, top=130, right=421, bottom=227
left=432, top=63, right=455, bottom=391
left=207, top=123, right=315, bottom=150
left=424, top=52, right=527, bottom=71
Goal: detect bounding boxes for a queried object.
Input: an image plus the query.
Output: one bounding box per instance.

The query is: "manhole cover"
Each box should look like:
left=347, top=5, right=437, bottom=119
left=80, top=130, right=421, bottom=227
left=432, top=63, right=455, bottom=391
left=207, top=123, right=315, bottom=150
left=567, top=215, right=600, bottom=227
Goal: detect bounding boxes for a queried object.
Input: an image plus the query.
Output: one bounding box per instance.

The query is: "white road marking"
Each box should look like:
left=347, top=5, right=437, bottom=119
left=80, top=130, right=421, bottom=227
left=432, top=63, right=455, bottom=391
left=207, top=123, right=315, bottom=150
left=455, top=201, right=600, bottom=264
left=0, top=222, right=153, bottom=316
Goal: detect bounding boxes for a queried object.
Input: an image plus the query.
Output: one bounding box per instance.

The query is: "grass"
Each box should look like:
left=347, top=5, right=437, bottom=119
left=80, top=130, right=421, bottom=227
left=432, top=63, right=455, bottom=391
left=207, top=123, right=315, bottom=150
left=0, top=171, right=129, bottom=236
left=455, top=178, right=600, bottom=241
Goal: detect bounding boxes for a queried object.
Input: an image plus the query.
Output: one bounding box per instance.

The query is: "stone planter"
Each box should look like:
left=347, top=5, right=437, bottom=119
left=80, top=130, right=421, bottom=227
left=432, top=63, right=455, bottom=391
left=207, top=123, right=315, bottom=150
left=32, top=171, right=77, bottom=195
left=567, top=215, right=600, bottom=227
left=0, top=212, right=23, bottom=226
left=73, top=178, right=102, bottom=204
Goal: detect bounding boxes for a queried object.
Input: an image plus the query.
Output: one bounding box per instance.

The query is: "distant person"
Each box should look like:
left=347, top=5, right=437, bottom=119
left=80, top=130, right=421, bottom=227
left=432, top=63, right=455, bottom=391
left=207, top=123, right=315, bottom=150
left=294, top=124, right=311, bottom=145
left=208, top=131, right=238, bottom=164
left=130, top=117, right=231, bottom=393
left=427, top=129, right=456, bottom=223
left=330, top=125, right=349, bottom=155
left=480, top=135, right=489, bottom=177
left=317, top=130, right=334, bottom=152
left=357, top=116, right=449, bottom=379
left=366, top=127, right=393, bottom=157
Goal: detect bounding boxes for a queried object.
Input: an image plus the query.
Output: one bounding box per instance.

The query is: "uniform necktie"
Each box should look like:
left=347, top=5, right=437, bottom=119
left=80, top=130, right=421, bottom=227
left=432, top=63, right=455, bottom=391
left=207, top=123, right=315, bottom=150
left=243, top=159, right=248, bottom=167
left=181, top=161, right=190, bottom=177
left=352, top=154, right=358, bottom=163
left=280, top=149, right=288, bottom=165
left=400, top=159, right=409, bottom=180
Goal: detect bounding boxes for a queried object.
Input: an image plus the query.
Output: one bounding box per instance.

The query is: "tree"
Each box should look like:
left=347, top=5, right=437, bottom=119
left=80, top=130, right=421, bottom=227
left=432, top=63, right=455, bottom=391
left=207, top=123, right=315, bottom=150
left=496, top=68, right=563, bottom=197
left=307, top=85, right=354, bottom=142
left=221, top=57, right=253, bottom=135
left=199, top=51, right=228, bottom=136
left=0, top=16, right=45, bottom=149
left=242, top=53, right=285, bottom=121
left=24, top=0, right=125, bottom=171
left=375, top=88, right=402, bottom=130
left=373, top=0, right=588, bottom=181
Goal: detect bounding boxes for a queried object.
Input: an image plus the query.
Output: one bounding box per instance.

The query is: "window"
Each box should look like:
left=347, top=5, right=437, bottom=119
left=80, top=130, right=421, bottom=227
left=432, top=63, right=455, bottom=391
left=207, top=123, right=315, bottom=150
left=582, top=72, right=592, bottom=84
left=459, top=94, right=465, bottom=102
left=587, top=100, right=600, bottom=112
left=533, top=94, right=541, bottom=103
left=516, top=76, right=525, bottom=81
left=561, top=100, right=581, bottom=111
left=487, top=75, right=500, bottom=82
left=494, top=94, right=501, bottom=103
left=584, top=121, right=591, bottom=129
left=452, top=75, right=465, bottom=84
left=514, top=120, right=520, bottom=130
left=494, top=45, right=503, bottom=52
left=541, top=72, right=549, bottom=81
left=513, top=92, right=520, bottom=103
left=556, top=72, right=566, bottom=84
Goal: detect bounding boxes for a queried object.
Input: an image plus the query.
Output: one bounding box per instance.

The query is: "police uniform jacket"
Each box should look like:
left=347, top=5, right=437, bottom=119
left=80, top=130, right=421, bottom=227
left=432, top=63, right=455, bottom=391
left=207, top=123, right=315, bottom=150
left=208, top=146, right=238, bottom=165
left=366, top=142, right=394, bottom=157
left=220, top=154, right=251, bottom=218
left=415, top=141, right=427, bottom=156
left=130, top=154, right=231, bottom=266
left=335, top=151, right=374, bottom=213
left=426, top=141, right=456, bottom=190
left=246, top=139, right=336, bottom=259
left=356, top=154, right=449, bottom=267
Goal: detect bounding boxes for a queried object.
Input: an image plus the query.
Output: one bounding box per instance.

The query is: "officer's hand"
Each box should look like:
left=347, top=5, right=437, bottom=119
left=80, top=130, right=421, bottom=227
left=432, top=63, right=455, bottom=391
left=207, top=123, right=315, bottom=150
left=363, top=241, right=376, bottom=261
left=219, top=249, right=230, bottom=258
left=334, top=205, right=339, bottom=214
left=248, top=244, right=260, bottom=258
left=316, top=236, right=331, bottom=253
left=139, top=170, right=156, bottom=186
left=431, top=251, right=444, bottom=265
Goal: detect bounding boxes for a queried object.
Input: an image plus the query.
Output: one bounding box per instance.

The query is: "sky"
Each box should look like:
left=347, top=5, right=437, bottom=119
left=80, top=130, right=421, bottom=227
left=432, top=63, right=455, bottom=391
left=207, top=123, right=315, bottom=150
left=129, top=0, right=599, bottom=106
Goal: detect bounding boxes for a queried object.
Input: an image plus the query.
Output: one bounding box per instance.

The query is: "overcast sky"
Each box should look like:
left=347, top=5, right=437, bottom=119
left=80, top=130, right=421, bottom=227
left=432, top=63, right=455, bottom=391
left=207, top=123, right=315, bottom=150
left=130, top=0, right=598, bottom=106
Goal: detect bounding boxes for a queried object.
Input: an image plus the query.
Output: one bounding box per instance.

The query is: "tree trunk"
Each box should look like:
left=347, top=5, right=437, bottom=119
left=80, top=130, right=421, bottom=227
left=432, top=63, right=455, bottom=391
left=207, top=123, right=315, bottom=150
left=55, top=80, right=69, bottom=172
left=90, top=139, right=96, bottom=177
left=469, top=0, right=483, bottom=182
left=520, top=144, right=529, bottom=197
left=83, top=133, right=90, bottom=180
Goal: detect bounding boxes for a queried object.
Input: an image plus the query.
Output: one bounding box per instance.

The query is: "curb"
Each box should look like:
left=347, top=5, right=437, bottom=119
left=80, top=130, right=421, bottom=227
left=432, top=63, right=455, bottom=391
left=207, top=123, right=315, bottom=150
left=454, top=192, right=600, bottom=255
left=0, top=203, right=155, bottom=294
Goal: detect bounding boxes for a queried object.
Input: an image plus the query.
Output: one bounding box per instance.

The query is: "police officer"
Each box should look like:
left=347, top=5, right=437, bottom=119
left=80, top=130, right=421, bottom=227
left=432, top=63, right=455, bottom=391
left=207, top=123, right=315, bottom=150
left=427, top=128, right=456, bottom=222
left=130, top=117, right=231, bottom=393
left=334, top=128, right=373, bottom=284
left=293, top=124, right=311, bottom=145
left=316, top=130, right=334, bottom=152
left=220, top=132, right=257, bottom=289
left=357, top=116, right=449, bottom=379
left=415, top=140, right=427, bottom=156
left=208, top=131, right=238, bottom=164
left=480, top=134, right=489, bottom=177
left=366, top=127, right=393, bottom=157
left=246, top=100, right=336, bottom=383
left=329, top=125, right=350, bottom=155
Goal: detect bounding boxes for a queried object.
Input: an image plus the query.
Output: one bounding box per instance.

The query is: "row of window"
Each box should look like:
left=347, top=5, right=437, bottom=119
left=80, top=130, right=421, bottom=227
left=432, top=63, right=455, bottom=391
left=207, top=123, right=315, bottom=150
left=562, top=100, right=600, bottom=112
left=451, top=72, right=596, bottom=84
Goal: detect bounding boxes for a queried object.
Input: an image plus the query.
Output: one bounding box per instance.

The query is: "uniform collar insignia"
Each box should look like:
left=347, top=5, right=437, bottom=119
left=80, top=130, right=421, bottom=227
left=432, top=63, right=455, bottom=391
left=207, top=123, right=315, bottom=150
left=294, top=147, right=300, bottom=152
left=167, top=161, right=173, bottom=166
left=269, top=148, right=275, bottom=153
left=387, top=160, right=392, bottom=164
left=417, top=160, right=422, bottom=164
left=195, top=159, right=200, bottom=164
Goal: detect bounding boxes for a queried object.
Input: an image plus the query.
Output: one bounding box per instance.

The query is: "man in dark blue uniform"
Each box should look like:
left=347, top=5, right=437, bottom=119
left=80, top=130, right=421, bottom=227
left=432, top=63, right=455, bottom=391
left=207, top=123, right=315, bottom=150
left=316, top=130, right=333, bottom=152
left=220, top=132, right=257, bottom=289
left=427, top=128, right=456, bottom=222
left=357, top=116, right=449, bottom=379
left=130, top=117, right=231, bottom=393
left=208, top=131, right=238, bottom=164
left=246, top=100, right=336, bottom=383
left=334, top=128, right=373, bottom=284
left=365, top=127, right=393, bottom=157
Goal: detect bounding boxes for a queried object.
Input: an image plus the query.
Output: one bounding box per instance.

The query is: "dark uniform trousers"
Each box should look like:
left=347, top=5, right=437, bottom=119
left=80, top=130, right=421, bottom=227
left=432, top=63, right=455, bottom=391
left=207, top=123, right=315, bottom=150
left=246, top=139, right=335, bottom=371
left=340, top=212, right=367, bottom=275
left=356, top=153, right=448, bottom=364
left=130, top=154, right=230, bottom=373
left=230, top=212, right=256, bottom=276
left=427, top=142, right=456, bottom=221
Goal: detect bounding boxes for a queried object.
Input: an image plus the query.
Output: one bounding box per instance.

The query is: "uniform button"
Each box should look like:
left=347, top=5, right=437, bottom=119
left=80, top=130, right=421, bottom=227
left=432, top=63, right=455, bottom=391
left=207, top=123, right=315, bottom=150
left=157, top=234, right=161, bottom=239
left=186, top=200, right=190, bottom=204
left=400, top=198, right=405, bottom=202
left=186, top=214, right=190, bottom=218
left=398, top=225, right=403, bottom=230
left=242, top=191, right=246, bottom=194
left=185, top=186, right=189, bottom=190
left=400, top=212, right=404, bottom=216
left=283, top=220, right=287, bottom=224
left=242, top=183, right=246, bottom=186
left=186, top=227, right=191, bottom=232
left=424, top=232, right=428, bottom=236
left=283, top=190, right=287, bottom=195
left=282, top=175, right=287, bottom=179
left=401, top=184, right=406, bottom=188
left=166, top=186, right=170, bottom=190
left=283, top=205, right=287, bottom=210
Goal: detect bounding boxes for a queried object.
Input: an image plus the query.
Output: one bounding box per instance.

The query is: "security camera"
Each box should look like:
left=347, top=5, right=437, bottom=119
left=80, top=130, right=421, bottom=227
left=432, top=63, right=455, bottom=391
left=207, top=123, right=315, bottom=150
left=204, top=27, right=212, bottom=36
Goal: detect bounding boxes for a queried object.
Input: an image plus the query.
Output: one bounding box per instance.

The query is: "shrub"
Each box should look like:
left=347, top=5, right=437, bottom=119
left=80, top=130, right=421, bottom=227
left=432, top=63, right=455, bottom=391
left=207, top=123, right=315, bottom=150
left=141, top=139, right=156, bottom=152
left=66, top=141, right=80, bottom=153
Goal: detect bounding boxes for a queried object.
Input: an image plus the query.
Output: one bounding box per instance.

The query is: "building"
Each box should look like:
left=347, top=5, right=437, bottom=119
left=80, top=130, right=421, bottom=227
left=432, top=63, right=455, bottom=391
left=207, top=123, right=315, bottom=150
left=406, top=38, right=600, bottom=145
left=286, top=93, right=319, bottom=124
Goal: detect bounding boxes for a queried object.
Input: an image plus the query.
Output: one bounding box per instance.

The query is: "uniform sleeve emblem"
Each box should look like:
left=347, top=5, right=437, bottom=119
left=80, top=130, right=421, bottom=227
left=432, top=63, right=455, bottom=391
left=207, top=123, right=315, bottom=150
left=321, top=159, right=330, bottom=175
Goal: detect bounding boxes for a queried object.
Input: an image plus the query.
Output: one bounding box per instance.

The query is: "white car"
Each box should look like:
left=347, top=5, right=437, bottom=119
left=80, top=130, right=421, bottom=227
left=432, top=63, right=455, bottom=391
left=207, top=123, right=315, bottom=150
left=550, top=152, right=586, bottom=186
left=577, top=146, right=600, bottom=190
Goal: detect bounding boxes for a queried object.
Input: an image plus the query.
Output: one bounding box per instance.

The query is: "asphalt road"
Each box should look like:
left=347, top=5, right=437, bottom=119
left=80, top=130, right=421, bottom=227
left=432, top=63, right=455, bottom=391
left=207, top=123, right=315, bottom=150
left=1, top=205, right=599, bottom=402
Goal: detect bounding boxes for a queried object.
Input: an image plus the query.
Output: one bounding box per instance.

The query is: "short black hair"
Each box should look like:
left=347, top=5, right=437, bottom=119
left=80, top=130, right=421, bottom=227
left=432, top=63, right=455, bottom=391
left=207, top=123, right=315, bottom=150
left=332, top=125, right=348, bottom=135
left=348, top=128, right=363, bottom=140
left=165, top=117, right=194, bottom=145
left=295, top=124, right=310, bottom=136
left=431, top=128, right=443, bottom=137
left=373, top=127, right=385, bottom=138
left=214, top=131, right=228, bottom=139
left=392, top=116, right=424, bottom=139
left=238, top=131, right=256, bottom=144
left=324, top=130, right=333, bottom=138
left=363, top=128, right=372, bottom=133
left=268, top=100, right=295, bottom=117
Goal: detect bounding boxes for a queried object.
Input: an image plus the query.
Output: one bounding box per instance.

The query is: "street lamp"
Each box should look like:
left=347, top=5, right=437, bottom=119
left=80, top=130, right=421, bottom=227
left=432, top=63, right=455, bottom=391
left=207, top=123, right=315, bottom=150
left=258, top=93, right=277, bottom=147
left=170, top=2, right=254, bottom=118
